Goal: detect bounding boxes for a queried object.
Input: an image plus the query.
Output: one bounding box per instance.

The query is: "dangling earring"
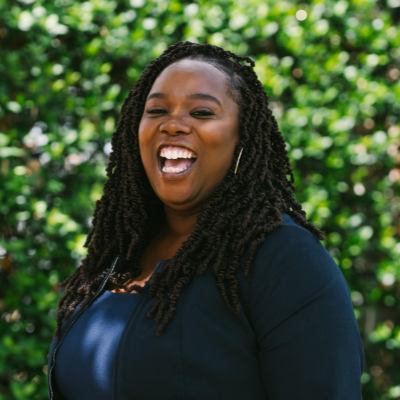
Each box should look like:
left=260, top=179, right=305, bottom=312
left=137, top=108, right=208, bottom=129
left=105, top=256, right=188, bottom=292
left=234, top=147, right=245, bottom=174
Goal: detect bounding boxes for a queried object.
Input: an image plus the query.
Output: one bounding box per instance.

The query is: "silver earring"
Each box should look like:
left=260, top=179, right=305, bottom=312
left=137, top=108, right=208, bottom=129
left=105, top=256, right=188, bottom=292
left=234, top=147, right=245, bottom=174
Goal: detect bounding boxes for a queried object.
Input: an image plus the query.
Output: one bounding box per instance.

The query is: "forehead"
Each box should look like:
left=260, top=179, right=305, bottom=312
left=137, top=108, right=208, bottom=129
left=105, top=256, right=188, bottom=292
left=148, top=59, right=229, bottom=98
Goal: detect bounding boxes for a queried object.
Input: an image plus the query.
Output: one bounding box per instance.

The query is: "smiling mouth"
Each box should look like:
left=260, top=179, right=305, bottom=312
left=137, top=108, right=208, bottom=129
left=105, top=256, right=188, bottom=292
left=158, top=146, right=197, bottom=175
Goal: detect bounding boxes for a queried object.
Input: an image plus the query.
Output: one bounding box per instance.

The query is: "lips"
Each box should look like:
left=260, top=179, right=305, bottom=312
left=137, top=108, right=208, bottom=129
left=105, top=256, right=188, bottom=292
left=158, top=145, right=197, bottom=175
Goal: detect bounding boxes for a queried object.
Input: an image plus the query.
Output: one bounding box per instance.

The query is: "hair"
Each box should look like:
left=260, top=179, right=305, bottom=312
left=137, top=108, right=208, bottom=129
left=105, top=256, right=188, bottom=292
left=55, top=41, right=326, bottom=338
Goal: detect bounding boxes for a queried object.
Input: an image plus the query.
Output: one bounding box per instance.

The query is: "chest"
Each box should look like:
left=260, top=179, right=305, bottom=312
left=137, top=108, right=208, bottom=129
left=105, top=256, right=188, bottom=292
left=48, top=258, right=267, bottom=400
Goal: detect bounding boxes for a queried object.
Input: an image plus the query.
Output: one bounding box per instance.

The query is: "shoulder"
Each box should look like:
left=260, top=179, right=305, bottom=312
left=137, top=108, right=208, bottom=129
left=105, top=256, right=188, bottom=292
left=245, top=212, right=343, bottom=293
left=239, top=215, right=364, bottom=393
left=254, top=212, right=327, bottom=261
left=241, top=213, right=354, bottom=339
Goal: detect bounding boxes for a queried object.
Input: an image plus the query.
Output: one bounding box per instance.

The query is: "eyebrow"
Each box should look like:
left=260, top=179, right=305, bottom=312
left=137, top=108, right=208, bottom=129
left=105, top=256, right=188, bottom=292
left=147, top=93, right=167, bottom=101
left=188, top=93, right=221, bottom=106
left=146, top=92, right=222, bottom=106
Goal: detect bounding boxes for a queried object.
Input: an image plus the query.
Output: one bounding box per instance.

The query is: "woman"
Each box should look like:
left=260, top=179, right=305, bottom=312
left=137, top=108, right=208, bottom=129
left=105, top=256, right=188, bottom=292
left=48, top=42, right=365, bottom=399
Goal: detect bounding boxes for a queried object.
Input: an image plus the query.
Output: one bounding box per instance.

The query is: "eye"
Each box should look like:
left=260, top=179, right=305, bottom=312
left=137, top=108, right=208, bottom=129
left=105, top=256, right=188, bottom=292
left=191, top=110, right=215, bottom=117
left=146, top=108, right=166, bottom=116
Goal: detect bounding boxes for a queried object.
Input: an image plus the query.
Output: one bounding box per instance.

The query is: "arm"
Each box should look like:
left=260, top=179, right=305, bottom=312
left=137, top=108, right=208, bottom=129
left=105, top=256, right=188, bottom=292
left=249, top=225, right=365, bottom=399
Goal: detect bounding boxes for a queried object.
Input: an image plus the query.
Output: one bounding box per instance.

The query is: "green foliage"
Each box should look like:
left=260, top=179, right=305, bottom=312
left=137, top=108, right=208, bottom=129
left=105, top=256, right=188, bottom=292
left=1, top=0, right=399, bottom=398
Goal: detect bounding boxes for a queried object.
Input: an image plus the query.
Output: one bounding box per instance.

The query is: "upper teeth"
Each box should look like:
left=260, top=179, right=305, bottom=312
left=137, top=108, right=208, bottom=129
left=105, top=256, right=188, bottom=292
left=159, top=147, right=197, bottom=159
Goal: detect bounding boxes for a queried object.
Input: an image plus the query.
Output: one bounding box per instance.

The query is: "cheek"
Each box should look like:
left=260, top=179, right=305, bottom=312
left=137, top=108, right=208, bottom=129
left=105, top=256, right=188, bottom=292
left=200, top=121, right=239, bottom=175
left=203, top=120, right=239, bottom=153
left=138, top=120, right=149, bottom=147
left=138, top=122, right=154, bottom=169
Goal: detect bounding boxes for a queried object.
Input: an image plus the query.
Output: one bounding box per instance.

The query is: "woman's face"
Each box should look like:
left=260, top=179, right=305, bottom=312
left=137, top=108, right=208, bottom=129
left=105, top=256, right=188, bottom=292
left=138, top=59, right=240, bottom=213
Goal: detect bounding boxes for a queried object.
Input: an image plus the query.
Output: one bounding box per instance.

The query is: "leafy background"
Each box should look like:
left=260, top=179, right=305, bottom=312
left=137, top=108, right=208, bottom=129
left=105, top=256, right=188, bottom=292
left=1, top=0, right=400, bottom=398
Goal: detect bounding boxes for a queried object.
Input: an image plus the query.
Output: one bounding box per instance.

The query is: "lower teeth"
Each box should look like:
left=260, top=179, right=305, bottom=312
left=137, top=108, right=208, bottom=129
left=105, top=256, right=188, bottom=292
left=163, top=166, right=187, bottom=173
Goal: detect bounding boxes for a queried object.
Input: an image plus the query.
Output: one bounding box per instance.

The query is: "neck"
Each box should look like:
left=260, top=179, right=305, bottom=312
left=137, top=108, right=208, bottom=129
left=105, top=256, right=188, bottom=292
left=161, top=204, right=203, bottom=240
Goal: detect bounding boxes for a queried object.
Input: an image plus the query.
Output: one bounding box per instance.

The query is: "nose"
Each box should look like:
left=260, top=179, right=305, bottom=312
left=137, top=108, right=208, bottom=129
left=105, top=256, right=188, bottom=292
left=159, top=116, right=191, bottom=136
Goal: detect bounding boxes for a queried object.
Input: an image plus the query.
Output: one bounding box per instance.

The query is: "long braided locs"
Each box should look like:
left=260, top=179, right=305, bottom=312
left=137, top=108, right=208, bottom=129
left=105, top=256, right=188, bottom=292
left=55, top=41, right=326, bottom=338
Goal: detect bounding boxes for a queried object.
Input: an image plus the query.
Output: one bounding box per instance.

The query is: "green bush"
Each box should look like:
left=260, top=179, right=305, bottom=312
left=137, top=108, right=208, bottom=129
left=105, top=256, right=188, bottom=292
left=1, top=0, right=399, bottom=398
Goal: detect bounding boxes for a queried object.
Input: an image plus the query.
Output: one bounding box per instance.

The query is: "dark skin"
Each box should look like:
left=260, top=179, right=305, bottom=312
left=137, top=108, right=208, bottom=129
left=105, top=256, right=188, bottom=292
left=111, top=59, right=240, bottom=293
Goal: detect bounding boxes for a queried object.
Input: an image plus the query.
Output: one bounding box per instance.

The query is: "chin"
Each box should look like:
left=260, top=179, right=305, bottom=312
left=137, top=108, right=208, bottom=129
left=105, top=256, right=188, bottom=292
left=152, top=181, right=202, bottom=209
left=157, top=189, right=195, bottom=207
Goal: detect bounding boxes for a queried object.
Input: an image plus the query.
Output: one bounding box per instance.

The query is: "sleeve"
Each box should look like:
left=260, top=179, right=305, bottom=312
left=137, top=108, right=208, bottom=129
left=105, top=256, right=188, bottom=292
left=248, top=224, right=365, bottom=400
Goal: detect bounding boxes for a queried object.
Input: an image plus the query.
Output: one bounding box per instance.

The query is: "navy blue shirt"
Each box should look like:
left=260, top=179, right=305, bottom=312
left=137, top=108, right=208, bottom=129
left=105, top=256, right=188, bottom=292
left=54, top=291, right=140, bottom=400
left=48, top=213, right=365, bottom=400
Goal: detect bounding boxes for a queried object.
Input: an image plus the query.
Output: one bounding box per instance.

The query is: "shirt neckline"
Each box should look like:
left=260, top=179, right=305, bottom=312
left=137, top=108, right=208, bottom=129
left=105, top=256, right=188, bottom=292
left=107, top=258, right=172, bottom=294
